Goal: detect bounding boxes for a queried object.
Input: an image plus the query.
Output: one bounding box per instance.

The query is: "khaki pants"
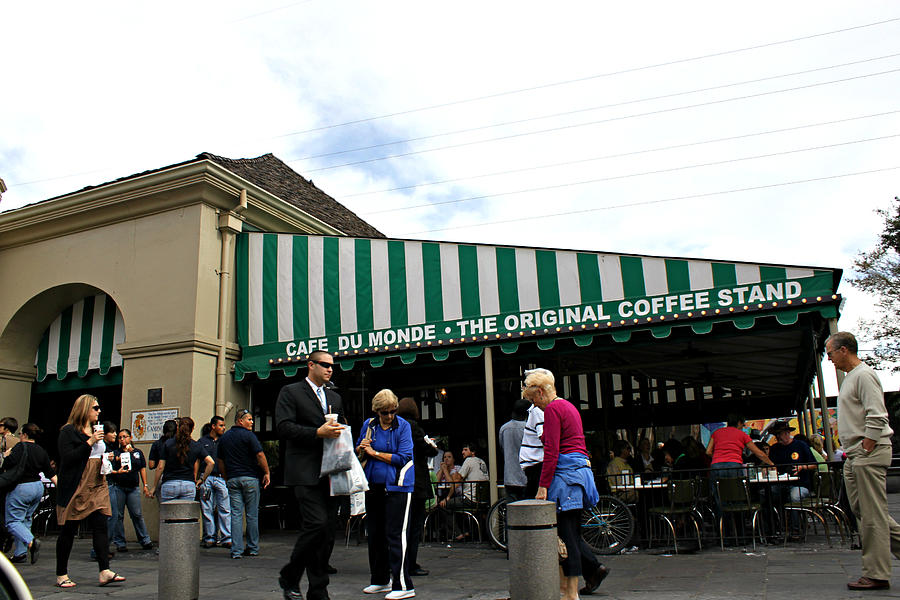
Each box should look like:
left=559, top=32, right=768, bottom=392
left=844, top=445, right=900, bottom=581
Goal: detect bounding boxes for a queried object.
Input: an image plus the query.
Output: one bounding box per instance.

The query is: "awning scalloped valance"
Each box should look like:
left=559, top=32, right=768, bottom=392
left=233, top=234, right=841, bottom=380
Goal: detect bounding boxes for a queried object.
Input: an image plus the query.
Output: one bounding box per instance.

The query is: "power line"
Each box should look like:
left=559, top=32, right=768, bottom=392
left=292, top=52, right=900, bottom=163
left=343, top=109, right=900, bottom=198
left=303, top=67, right=900, bottom=173
left=399, top=166, right=900, bottom=235
left=361, top=133, right=900, bottom=215
left=277, top=16, right=900, bottom=138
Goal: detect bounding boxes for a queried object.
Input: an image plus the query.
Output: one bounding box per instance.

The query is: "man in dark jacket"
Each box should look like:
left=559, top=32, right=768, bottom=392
left=275, top=351, right=344, bottom=600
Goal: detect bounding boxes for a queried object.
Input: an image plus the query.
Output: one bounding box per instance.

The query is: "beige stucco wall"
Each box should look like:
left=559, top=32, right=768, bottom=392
left=0, top=161, right=331, bottom=539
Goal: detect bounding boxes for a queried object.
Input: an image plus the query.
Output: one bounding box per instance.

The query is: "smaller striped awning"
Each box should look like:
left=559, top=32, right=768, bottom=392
left=233, top=234, right=842, bottom=380
left=35, top=293, right=125, bottom=382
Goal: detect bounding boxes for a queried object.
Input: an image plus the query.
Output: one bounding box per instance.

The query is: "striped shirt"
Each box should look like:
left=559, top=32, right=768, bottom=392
left=519, top=404, right=544, bottom=467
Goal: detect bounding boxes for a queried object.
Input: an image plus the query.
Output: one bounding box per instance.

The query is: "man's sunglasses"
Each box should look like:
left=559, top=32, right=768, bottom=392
left=311, top=360, right=334, bottom=369
left=237, top=409, right=252, bottom=418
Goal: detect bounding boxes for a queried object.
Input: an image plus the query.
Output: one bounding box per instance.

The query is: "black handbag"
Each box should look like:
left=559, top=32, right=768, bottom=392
left=0, top=443, right=29, bottom=491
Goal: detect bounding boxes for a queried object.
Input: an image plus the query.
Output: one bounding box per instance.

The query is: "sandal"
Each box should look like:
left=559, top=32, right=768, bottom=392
left=99, top=572, right=126, bottom=586
left=55, top=579, right=76, bottom=588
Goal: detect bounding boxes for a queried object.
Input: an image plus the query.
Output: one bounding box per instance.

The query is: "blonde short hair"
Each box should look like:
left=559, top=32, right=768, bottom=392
left=810, top=435, right=825, bottom=453
left=371, top=389, right=399, bottom=413
left=523, top=367, right=556, bottom=396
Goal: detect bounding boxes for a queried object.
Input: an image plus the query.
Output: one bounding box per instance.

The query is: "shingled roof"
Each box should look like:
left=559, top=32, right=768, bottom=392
left=40, top=152, right=383, bottom=238
left=198, top=152, right=384, bottom=238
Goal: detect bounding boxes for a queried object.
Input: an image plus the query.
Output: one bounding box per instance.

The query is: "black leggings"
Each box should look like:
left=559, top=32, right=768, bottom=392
left=557, top=508, right=601, bottom=578
left=56, top=510, right=110, bottom=576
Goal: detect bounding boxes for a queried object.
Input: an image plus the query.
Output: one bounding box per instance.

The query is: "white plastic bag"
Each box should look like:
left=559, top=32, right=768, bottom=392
left=101, top=453, right=113, bottom=475
left=350, top=491, right=366, bottom=515
left=330, top=452, right=369, bottom=496
left=320, top=426, right=353, bottom=477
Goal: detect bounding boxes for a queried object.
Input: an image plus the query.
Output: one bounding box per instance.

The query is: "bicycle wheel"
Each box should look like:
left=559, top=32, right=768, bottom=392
left=487, top=497, right=510, bottom=551
left=581, top=494, right=634, bottom=555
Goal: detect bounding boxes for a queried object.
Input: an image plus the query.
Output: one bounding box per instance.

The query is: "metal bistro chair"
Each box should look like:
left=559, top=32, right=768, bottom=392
left=424, top=481, right=488, bottom=543
left=823, top=469, right=857, bottom=547
left=716, top=477, right=763, bottom=551
left=781, top=471, right=842, bottom=547
left=648, top=478, right=703, bottom=553
left=345, top=512, right=367, bottom=547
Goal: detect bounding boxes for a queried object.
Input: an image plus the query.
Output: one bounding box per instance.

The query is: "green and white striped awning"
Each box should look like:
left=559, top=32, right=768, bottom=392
left=35, top=293, right=125, bottom=382
left=234, top=234, right=841, bottom=380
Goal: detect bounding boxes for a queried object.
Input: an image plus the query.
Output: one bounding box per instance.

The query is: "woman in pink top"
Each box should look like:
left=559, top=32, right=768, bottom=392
left=527, top=368, right=608, bottom=599
left=706, top=414, right=773, bottom=513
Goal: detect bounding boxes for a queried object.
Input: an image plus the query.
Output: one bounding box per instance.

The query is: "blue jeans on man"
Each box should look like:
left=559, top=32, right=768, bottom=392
left=227, top=476, right=260, bottom=558
left=5, top=481, right=43, bottom=557
left=201, top=475, right=231, bottom=544
left=108, top=484, right=152, bottom=548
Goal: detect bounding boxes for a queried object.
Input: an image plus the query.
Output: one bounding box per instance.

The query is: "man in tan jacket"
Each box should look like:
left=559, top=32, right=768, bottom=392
left=827, top=331, right=900, bottom=590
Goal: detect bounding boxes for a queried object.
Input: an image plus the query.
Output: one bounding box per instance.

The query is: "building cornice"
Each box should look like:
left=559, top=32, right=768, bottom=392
left=0, top=160, right=343, bottom=249
left=118, top=334, right=241, bottom=361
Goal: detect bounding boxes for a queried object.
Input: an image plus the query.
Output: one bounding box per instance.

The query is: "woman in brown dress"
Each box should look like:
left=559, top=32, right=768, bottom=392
left=54, top=394, right=126, bottom=588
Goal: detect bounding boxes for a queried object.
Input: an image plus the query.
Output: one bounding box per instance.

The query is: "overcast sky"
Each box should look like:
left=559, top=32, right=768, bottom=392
left=2, top=1, right=898, bottom=394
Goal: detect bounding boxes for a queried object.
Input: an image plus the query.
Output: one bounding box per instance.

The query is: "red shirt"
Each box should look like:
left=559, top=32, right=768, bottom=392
left=539, top=398, right=588, bottom=488
left=710, top=426, right=751, bottom=464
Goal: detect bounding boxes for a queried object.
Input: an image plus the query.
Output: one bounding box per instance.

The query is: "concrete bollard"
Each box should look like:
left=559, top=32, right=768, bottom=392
left=159, top=500, right=201, bottom=600
left=507, top=500, right=558, bottom=600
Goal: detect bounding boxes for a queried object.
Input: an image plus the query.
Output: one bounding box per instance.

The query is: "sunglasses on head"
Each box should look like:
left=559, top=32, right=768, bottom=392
left=237, top=409, right=251, bottom=418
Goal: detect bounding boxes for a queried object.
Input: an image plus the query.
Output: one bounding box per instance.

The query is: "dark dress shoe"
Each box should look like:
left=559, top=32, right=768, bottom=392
left=411, top=567, right=429, bottom=576
left=279, top=576, right=304, bottom=600
left=580, top=565, right=610, bottom=595
left=326, top=564, right=337, bottom=574
left=848, top=577, right=890, bottom=590
left=10, top=554, right=27, bottom=564
left=30, top=538, right=41, bottom=564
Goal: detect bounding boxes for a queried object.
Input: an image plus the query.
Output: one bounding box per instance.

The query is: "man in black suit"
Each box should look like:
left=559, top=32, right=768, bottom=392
left=276, top=351, right=344, bottom=600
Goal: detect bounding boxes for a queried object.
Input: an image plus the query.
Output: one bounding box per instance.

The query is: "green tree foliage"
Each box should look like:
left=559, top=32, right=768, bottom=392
left=851, top=196, right=900, bottom=373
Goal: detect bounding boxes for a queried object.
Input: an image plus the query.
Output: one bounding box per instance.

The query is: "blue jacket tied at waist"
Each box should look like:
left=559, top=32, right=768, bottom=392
left=547, top=452, right=599, bottom=512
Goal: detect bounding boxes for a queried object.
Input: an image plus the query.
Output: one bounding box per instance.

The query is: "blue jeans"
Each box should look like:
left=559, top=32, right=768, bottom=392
left=201, top=475, right=231, bottom=543
left=710, top=462, right=745, bottom=515
left=160, top=480, right=197, bottom=503
left=227, top=476, right=260, bottom=557
left=4, top=481, right=43, bottom=556
left=108, top=484, right=152, bottom=547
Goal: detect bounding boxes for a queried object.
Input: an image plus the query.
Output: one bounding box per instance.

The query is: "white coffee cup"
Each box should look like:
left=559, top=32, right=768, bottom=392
left=93, top=424, right=104, bottom=434
left=324, top=413, right=338, bottom=424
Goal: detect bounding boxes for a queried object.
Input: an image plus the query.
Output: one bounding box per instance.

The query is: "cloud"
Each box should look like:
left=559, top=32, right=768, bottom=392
left=2, top=0, right=898, bottom=391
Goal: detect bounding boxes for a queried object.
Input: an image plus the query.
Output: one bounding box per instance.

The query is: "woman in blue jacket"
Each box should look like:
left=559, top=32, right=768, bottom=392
left=355, top=389, right=415, bottom=599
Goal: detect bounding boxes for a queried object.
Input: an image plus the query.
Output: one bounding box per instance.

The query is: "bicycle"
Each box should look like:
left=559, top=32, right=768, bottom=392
left=487, top=494, right=634, bottom=555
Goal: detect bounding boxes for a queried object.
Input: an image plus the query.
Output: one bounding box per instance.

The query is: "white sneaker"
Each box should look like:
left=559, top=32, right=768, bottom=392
left=363, top=584, right=392, bottom=594
left=385, top=590, right=415, bottom=599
